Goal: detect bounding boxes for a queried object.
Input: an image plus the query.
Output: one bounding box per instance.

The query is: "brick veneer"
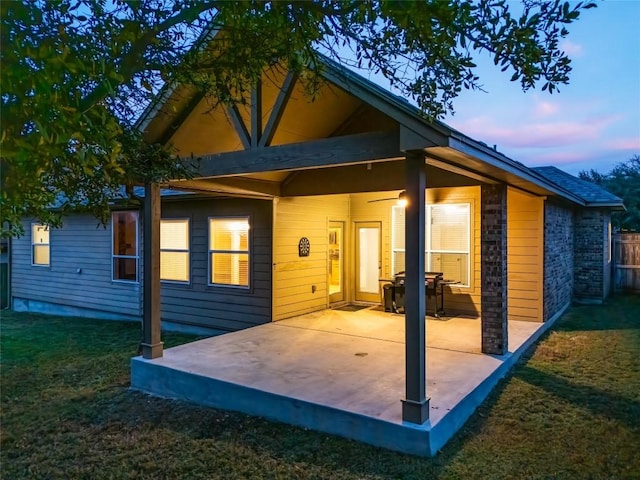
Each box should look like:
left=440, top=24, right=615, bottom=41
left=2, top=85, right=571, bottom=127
left=543, top=201, right=574, bottom=321
left=574, top=208, right=608, bottom=301
left=481, top=184, right=507, bottom=355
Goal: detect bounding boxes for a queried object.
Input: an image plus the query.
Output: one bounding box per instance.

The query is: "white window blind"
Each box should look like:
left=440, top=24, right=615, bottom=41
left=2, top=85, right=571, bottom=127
left=160, top=219, right=190, bottom=282
left=209, top=218, right=250, bottom=287
left=391, top=203, right=471, bottom=286
left=32, top=224, right=50, bottom=266
left=391, top=206, right=406, bottom=275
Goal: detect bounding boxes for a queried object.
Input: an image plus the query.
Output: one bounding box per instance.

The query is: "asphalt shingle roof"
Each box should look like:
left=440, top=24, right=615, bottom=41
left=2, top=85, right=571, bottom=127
left=532, top=166, right=624, bottom=206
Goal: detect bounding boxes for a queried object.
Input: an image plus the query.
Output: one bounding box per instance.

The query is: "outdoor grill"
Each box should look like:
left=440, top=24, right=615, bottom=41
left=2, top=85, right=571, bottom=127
left=383, top=271, right=445, bottom=317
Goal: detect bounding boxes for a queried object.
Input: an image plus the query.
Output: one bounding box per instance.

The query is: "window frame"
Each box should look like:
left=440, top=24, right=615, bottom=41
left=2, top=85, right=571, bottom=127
left=31, top=223, right=50, bottom=267
left=111, top=210, right=139, bottom=283
left=391, top=202, right=472, bottom=288
left=607, top=219, right=612, bottom=263
left=207, top=216, right=251, bottom=289
left=160, top=217, right=191, bottom=285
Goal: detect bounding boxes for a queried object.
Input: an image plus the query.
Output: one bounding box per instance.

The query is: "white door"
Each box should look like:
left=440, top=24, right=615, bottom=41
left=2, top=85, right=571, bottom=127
left=355, top=222, right=381, bottom=303
left=328, top=221, right=344, bottom=304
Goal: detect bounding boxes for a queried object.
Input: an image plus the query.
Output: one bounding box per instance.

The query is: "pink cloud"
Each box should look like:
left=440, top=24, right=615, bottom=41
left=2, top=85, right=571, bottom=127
left=560, top=39, right=584, bottom=57
left=451, top=115, right=621, bottom=149
left=533, top=100, right=560, bottom=118
left=607, top=137, right=640, bottom=150
left=524, top=150, right=597, bottom=166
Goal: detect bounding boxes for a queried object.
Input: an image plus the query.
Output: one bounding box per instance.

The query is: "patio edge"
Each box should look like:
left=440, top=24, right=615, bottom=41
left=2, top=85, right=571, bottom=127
left=428, top=302, right=570, bottom=454
left=131, top=358, right=433, bottom=457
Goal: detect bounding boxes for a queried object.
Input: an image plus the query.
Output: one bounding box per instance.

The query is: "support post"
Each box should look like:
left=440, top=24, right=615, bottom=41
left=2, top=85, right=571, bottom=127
left=402, top=151, right=429, bottom=424
left=480, top=183, right=508, bottom=355
left=142, top=181, right=163, bottom=359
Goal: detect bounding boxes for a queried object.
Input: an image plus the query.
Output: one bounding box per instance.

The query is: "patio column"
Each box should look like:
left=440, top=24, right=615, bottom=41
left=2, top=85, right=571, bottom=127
left=402, top=151, right=429, bottom=424
left=142, top=181, right=163, bottom=359
left=480, top=183, right=508, bottom=355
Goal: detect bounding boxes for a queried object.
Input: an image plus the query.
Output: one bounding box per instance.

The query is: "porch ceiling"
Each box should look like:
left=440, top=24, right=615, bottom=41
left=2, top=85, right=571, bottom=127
left=167, top=159, right=482, bottom=198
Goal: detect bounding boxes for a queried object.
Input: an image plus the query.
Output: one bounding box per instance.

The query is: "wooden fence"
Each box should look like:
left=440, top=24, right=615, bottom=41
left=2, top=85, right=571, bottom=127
left=613, top=233, right=640, bottom=293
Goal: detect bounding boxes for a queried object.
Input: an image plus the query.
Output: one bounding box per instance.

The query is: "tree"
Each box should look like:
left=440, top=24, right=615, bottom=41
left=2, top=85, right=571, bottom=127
left=1, top=0, right=596, bottom=236
left=579, top=155, right=640, bottom=232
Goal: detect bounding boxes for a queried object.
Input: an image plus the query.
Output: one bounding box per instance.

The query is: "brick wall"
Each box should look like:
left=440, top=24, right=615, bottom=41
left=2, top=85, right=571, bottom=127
left=574, top=208, right=607, bottom=302
left=481, top=184, right=507, bottom=355
left=543, top=200, right=574, bottom=321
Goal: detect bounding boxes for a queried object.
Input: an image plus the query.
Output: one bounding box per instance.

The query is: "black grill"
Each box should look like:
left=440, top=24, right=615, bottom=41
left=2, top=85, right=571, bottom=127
left=383, top=271, right=445, bottom=317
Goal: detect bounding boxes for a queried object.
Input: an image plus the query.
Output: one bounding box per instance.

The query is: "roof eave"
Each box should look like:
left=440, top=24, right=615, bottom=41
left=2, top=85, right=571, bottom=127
left=134, top=21, right=222, bottom=134
left=586, top=202, right=626, bottom=211
left=447, top=133, right=587, bottom=206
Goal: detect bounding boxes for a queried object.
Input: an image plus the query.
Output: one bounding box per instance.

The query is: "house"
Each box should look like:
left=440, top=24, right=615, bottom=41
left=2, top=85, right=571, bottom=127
left=10, top=56, right=624, bottom=454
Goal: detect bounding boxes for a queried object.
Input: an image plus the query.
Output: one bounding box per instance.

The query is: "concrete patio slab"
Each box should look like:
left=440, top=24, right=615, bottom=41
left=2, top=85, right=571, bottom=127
left=131, top=307, right=561, bottom=456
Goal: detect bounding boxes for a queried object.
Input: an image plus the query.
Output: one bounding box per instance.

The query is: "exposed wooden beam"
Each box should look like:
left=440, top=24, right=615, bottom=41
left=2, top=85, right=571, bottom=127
left=259, top=71, right=297, bottom=148
left=399, top=125, right=439, bottom=152
left=426, top=157, right=499, bottom=184
left=251, top=79, right=262, bottom=148
left=171, top=177, right=280, bottom=197
left=226, top=104, right=251, bottom=150
left=195, top=130, right=401, bottom=178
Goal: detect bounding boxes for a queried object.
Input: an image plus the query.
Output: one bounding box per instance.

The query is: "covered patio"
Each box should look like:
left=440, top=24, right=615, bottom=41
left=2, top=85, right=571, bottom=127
left=131, top=308, right=555, bottom=456
left=132, top=55, right=572, bottom=455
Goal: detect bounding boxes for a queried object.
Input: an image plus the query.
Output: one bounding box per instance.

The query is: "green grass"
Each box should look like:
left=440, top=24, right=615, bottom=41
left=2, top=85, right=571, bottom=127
left=2, top=296, right=639, bottom=479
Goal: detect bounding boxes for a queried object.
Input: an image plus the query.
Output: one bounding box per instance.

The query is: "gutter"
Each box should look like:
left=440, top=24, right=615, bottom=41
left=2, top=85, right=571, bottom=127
left=319, top=55, right=593, bottom=207
left=447, top=133, right=588, bottom=206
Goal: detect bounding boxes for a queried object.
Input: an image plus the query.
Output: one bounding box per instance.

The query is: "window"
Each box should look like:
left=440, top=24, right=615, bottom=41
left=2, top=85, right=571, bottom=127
left=161, top=219, right=190, bottom=282
left=112, top=211, right=139, bottom=282
left=31, top=224, right=50, bottom=266
left=392, top=203, right=471, bottom=286
left=209, top=217, right=249, bottom=287
left=607, top=219, right=612, bottom=263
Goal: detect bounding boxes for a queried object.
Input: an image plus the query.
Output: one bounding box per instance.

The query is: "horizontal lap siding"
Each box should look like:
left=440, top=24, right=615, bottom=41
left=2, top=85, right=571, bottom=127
left=507, top=189, right=544, bottom=322
left=273, top=195, right=349, bottom=320
left=12, top=215, right=142, bottom=317
left=159, top=198, right=272, bottom=331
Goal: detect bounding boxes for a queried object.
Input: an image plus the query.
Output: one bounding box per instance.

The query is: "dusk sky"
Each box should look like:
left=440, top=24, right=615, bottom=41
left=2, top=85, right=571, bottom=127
left=443, top=0, right=640, bottom=176
left=360, top=1, right=640, bottom=176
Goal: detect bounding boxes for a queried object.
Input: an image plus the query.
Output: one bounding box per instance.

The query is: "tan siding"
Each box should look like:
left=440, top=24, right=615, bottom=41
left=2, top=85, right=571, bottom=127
left=274, top=187, right=482, bottom=320
left=273, top=195, right=349, bottom=320
left=507, top=188, right=544, bottom=322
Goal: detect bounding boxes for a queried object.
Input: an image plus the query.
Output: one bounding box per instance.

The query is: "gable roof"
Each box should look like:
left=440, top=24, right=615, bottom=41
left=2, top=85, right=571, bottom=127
left=532, top=166, right=625, bottom=209
left=136, top=49, right=624, bottom=210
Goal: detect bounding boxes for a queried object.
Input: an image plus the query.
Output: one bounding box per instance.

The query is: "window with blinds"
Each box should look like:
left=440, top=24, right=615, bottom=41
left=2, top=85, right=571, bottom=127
left=391, top=203, right=471, bottom=286
left=112, top=211, right=139, bottom=282
left=31, top=224, right=50, bottom=266
left=160, top=219, right=190, bottom=282
left=209, top=218, right=250, bottom=287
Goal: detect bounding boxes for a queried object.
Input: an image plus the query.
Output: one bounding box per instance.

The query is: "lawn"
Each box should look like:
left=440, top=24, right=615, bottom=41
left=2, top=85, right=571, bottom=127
left=1, top=296, right=639, bottom=479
